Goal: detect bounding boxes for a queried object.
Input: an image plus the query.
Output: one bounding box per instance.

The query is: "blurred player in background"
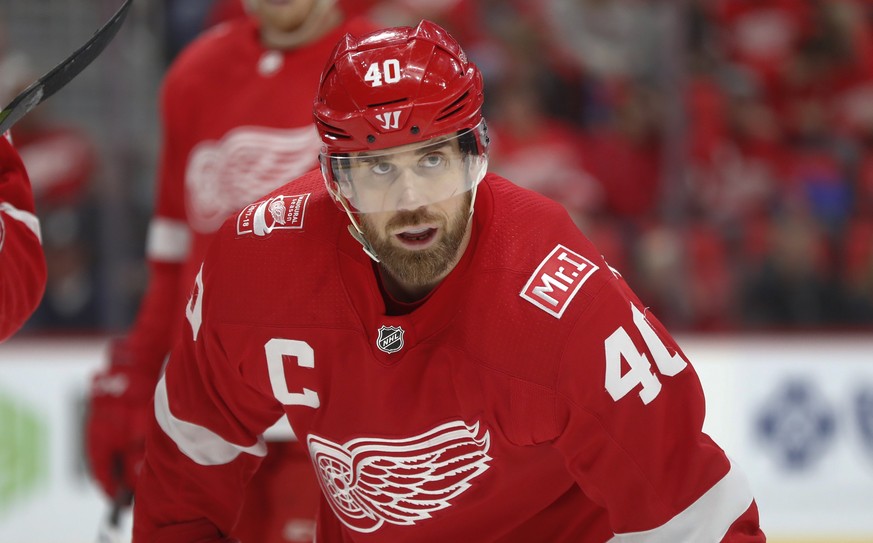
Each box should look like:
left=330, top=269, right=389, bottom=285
left=133, top=20, right=765, bottom=542
left=0, top=132, right=46, bottom=342
left=0, top=51, right=100, bottom=330
left=85, top=1, right=375, bottom=541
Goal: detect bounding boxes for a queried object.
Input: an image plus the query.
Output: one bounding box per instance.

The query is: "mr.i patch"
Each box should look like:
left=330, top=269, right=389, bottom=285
left=520, top=244, right=599, bottom=318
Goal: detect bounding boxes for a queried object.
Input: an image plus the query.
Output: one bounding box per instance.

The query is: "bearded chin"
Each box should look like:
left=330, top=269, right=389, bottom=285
left=361, top=195, right=472, bottom=289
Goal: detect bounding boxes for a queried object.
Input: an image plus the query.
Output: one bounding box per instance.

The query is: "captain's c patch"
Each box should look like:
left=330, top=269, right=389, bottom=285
left=520, top=244, right=598, bottom=318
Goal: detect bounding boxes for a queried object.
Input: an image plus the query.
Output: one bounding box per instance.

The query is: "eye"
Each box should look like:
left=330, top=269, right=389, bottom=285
left=420, top=153, right=445, bottom=168
left=370, top=161, right=394, bottom=176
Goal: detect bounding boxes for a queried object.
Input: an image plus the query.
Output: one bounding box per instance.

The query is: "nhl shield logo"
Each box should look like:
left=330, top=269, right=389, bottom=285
left=376, top=325, right=405, bottom=354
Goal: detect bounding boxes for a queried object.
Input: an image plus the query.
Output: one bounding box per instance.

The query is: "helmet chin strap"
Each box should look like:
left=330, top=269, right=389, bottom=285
left=335, top=194, right=381, bottom=263
left=467, top=178, right=480, bottom=221
left=466, top=153, right=486, bottom=220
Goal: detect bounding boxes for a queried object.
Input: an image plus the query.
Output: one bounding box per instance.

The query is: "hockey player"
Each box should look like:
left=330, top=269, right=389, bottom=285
left=84, top=1, right=375, bottom=541
left=0, top=132, right=46, bottom=342
left=133, top=20, right=766, bottom=542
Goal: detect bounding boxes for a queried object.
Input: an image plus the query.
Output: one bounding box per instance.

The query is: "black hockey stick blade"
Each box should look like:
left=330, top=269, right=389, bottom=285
left=0, top=0, right=133, bottom=134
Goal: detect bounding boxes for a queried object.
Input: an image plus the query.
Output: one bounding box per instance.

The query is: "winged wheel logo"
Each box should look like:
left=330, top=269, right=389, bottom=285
left=307, top=421, right=491, bottom=533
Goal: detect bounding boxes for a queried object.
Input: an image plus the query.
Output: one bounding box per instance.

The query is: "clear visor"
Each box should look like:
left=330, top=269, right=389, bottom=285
left=320, top=126, right=487, bottom=214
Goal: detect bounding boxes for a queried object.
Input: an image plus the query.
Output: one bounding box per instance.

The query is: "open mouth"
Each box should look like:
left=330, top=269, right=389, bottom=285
left=395, top=227, right=438, bottom=247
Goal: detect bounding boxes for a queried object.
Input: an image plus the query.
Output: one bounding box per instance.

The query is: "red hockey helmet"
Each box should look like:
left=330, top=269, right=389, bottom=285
left=313, top=19, right=485, bottom=154
left=314, top=20, right=488, bottom=215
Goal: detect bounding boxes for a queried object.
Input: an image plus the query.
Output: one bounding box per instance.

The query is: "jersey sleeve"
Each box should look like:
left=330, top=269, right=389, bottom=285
left=119, top=68, right=195, bottom=374
left=0, top=134, right=46, bottom=341
left=152, top=62, right=196, bottom=228
left=553, top=272, right=764, bottom=541
left=132, top=233, right=286, bottom=542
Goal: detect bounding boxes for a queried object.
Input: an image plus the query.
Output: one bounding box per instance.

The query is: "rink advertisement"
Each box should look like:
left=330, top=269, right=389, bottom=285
left=1, top=335, right=873, bottom=543
left=682, top=334, right=873, bottom=542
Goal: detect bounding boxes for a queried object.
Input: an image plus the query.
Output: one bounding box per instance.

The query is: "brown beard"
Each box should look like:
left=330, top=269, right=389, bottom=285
left=359, top=193, right=472, bottom=289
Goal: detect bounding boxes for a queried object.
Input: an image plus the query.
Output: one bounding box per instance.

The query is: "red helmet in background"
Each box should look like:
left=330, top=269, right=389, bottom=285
left=313, top=19, right=485, bottom=154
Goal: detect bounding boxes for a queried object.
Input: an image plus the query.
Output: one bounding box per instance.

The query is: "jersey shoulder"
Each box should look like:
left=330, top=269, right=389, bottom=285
left=200, top=170, right=347, bottom=320
left=483, top=173, right=594, bottom=251
left=216, top=169, right=338, bottom=250
left=477, top=173, right=612, bottom=320
left=473, top=176, right=692, bottom=411
left=462, top=175, right=615, bottom=379
left=162, top=18, right=256, bottom=94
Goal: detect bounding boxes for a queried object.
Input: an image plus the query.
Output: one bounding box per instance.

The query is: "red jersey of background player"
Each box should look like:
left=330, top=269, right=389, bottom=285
left=85, top=8, right=377, bottom=542
left=128, top=13, right=375, bottom=376
left=0, top=133, right=46, bottom=341
left=134, top=170, right=763, bottom=542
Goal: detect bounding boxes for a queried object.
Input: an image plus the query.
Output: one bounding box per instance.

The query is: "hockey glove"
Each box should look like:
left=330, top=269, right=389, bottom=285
left=85, top=338, right=159, bottom=499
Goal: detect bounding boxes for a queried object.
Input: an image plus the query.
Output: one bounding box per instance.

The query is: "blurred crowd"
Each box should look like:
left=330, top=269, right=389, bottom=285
left=372, top=0, right=873, bottom=330
left=410, top=0, right=873, bottom=331
left=4, top=0, right=873, bottom=333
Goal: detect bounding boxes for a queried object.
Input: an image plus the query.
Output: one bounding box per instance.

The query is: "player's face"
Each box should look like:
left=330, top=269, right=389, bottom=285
left=358, top=190, right=473, bottom=293
left=325, top=131, right=486, bottom=214
left=250, top=0, right=320, bottom=33
left=324, top=128, right=486, bottom=293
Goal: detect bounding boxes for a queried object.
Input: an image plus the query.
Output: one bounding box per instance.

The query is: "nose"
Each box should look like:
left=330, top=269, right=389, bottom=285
left=393, top=170, right=428, bottom=211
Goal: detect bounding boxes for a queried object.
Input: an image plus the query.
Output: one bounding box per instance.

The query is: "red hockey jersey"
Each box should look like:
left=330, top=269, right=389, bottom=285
left=126, top=14, right=375, bottom=374
left=0, top=134, right=46, bottom=341
left=133, top=171, right=764, bottom=542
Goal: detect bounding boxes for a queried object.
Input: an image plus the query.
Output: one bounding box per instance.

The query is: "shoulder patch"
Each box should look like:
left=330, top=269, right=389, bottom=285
left=520, top=244, right=599, bottom=318
left=236, top=193, right=310, bottom=236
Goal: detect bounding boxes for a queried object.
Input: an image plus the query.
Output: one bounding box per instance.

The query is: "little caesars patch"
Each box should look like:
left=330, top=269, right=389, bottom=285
left=237, top=193, right=310, bottom=236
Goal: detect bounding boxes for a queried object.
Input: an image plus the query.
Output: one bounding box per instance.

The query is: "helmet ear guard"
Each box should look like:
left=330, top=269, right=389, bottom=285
left=459, top=119, right=489, bottom=156
left=320, top=154, right=357, bottom=201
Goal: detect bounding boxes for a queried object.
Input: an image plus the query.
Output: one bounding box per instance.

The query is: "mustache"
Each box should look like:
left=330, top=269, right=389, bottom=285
left=386, top=208, right=443, bottom=230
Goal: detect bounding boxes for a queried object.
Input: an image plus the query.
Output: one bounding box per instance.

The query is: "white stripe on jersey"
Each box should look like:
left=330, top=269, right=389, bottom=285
left=0, top=202, right=42, bottom=242
left=145, top=217, right=191, bottom=262
left=262, top=415, right=298, bottom=442
left=154, top=374, right=267, bottom=465
left=608, top=458, right=754, bottom=543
